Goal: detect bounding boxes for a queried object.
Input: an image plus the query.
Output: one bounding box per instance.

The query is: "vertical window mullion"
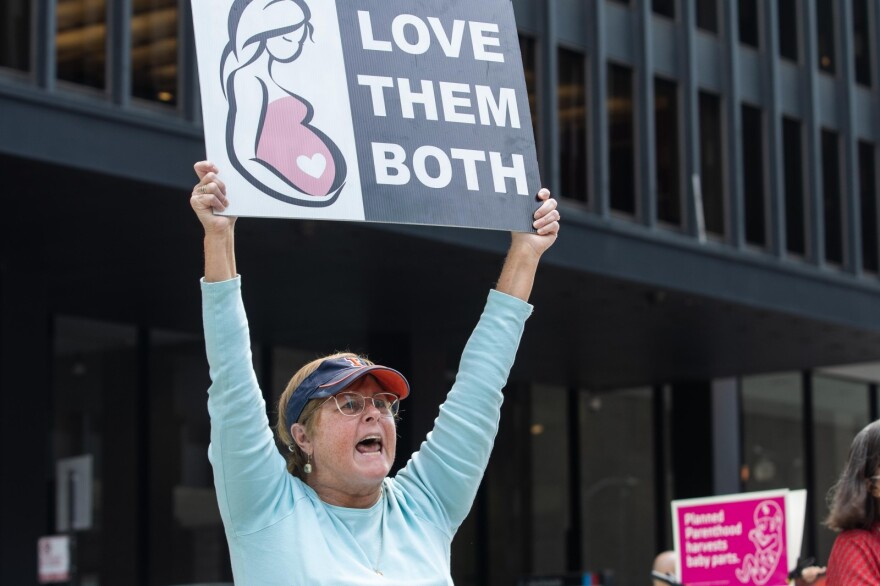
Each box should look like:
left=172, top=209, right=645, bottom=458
left=109, top=0, right=131, bottom=106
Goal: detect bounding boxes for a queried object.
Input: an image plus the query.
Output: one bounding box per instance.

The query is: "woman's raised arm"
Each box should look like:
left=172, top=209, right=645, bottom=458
left=191, top=161, right=237, bottom=282
left=495, top=188, right=560, bottom=302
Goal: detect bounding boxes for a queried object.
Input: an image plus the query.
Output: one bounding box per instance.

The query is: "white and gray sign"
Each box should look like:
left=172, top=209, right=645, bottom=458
left=192, top=0, right=540, bottom=232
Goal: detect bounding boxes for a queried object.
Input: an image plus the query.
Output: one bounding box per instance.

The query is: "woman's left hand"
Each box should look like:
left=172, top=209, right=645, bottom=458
left=511, top=188, right=560, bottom=259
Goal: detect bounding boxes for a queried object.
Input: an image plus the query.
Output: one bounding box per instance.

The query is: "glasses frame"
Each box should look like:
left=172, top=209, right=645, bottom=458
left=320, top=391, right=400, bottom=418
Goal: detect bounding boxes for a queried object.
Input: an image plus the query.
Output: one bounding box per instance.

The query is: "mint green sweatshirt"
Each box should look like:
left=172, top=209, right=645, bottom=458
left=202, top=277, right=531, bottom=585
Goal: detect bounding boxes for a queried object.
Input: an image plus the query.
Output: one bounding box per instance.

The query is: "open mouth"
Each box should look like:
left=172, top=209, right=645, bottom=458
left=356, top=436, right=383, bottom=454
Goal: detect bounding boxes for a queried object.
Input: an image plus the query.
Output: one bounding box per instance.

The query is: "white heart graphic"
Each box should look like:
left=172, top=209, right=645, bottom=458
left=297, top=153, right=327, bottom=179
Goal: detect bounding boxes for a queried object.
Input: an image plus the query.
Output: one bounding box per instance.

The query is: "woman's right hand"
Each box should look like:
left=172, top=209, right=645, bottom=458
left=191, top=161, right=235, bottom=234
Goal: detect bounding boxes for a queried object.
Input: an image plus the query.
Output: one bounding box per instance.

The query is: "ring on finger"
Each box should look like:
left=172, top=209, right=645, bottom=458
left=198, top=185, right=208, bottom=195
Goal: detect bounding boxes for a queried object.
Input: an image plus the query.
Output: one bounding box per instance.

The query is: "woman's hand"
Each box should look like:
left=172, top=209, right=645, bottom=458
left=495, top=189, right=561, bottom=302
left=192, top=161, right=238, bottom=282
left=191, top=161, right=235, bottom=235
left=510, top=188, right=560, bottom=260
left=799, top=566, right=826, bottom=584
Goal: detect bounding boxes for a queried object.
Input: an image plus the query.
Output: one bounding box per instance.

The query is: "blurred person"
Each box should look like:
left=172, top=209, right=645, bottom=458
left=652, top=550, right=679, bottom=585
left=824, top=420, right=880, bottom=584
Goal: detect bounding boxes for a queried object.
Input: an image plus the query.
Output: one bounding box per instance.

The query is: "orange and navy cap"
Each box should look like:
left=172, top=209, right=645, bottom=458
left=284, top=356, right=410, bottom=424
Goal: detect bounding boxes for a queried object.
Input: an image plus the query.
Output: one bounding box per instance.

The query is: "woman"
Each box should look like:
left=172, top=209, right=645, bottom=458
left=824, top=420, right=880, bottom=584
left=191, top=160, right=560, bottom=584
left=221, top=0, right=346, bottom=205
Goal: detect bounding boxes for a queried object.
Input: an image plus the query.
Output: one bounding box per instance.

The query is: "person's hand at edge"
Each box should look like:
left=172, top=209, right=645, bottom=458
left=495, top=188, right=560, bottom=302
left=191, top=161, right=237, bottom=282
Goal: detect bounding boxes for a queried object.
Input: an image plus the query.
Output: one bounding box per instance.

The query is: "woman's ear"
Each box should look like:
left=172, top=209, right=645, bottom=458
left=870, top=480, right=880, bottom=499
left=290, top=423, right=311, bottom=452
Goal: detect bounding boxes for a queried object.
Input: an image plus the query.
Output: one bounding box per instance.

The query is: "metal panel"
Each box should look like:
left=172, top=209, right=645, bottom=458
left=652, top=17, right=679, bottom=78
left=779, top=61, right=805, bottom=119
left=541, top=0, right=560, bottom=196
left=712, top=378, right=742, bottom=495
left=0, top=89, right=203, bottom=189
left=590, top=0, right=609, bottom=217
left=512, top=0, right=540, bottom=36
left=855, top=88, right=876, bottom=142
left=841, top=0, right=863, bottom=275
left=605, top=1, right=635, bottom=64
left=557, top=0, right=588, bottom=49
left=696, top=33, right=723, bottom=91
left=682, top=0, right=701, bottom=238
left=765, top=0, right=786, bottom=257
left=738, top=48, right=763, bottom=105
left=34, top=0, right=54, bottom=90
left=724, top=0, right=744, bottom=249
left=817, top=74, right=841, bottom=129
left=638, top=0, right=657, bottom=228
left=803, top=0, right=825, bottom=266
left=108, top=0, right=132, bottom=108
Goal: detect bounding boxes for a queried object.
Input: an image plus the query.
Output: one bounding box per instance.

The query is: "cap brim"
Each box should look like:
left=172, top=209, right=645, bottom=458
left=319, top=365, right=410, bottom=400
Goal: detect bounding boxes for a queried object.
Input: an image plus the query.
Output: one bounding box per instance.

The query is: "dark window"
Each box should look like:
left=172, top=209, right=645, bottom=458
left=696, top=0, right=719, bottom=33
left=778, top=0, right=799, bottom=61
left=655, top=78, right=681, bottom=225
left=699, top=92, right=725, bottom=237
left=57, top=0, right=107, bottom=89
left=520, top=36, right=540, bottom=172
left=813, top=376, right=872, bottom=562
left=783, top=118, right=807, bottom=256
left=132, top=0, right=179, bottom=105
left=742, top=105, right=766, bottom=246
left=608, top=63, right=636, bottom=215
left=822, top=130, right=844, bottom=264
left=817, top=0, right=836, bottom=74
left=52, top=319, right=235, bottom=585
left=653, top=0, right=676, bottom=19
left=853, top=0, right=872, bottom=86
left=558, top=48, right=587, bottom=203
left=739, top=0, right=760, bottom=48
left=741, top=374, right=805, bottom=495
left=859, top=142, right=878, bottom=272
left=0, top=0, right=30, bottom=71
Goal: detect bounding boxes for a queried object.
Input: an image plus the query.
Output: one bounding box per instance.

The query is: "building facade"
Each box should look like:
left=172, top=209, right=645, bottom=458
left=3, top=0, right=880, bottom=584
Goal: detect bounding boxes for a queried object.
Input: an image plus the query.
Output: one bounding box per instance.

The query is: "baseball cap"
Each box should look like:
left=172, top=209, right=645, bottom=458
left=284, top=356, right=410, bottom=424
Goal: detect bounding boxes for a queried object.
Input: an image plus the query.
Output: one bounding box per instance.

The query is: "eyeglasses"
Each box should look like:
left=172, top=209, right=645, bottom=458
left=870, top=475, right=880, bottom=482
left=321, top=392, right=400, bottom=418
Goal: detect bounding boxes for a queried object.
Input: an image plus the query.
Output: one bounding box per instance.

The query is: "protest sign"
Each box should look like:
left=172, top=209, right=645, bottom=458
left=191, top=0, right=541, bottom=232
left=37, top=535, right=70, bottom=584
left=671, top=489, right=806, bottom=586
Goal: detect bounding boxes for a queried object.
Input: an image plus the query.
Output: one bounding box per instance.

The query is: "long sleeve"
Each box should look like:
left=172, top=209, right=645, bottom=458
left=826, top=527, right=880, bottom=585
left=202, top=276, right=293, bottom=535
left=392, top=289, right=532, bottom=533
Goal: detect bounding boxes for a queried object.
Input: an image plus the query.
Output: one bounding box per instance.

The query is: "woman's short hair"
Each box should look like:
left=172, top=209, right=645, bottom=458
left=275, top=352, right=374, bottom=479
left=825, top=419, right=880, bottom=532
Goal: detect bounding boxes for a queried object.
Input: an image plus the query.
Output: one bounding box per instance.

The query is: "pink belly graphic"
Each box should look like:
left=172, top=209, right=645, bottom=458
left=256, top=96, right=337, bottom=197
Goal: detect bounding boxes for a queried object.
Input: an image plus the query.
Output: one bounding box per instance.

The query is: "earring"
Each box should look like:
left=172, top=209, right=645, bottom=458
left=287, top=444, right=295, bottom=453
left=304, top=453, right=313, bottom=474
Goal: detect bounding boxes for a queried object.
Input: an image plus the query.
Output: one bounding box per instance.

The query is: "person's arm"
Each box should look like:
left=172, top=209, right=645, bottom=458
left=495, top=188, right=559, bottom=302
left=193, top=163, right=293, bottom=534
left=191, top=161, right=236, bottom=281
left=392, top=190, right=560, bottom=531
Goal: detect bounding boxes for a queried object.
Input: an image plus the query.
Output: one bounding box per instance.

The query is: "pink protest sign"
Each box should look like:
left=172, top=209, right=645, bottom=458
left=673, top=492, right=789, bottom=586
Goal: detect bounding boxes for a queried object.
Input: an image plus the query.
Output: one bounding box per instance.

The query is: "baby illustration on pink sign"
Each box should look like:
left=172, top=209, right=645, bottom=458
left=221, top=0, right=346, bottom=207
left=735, top=500, right=785, bottom=586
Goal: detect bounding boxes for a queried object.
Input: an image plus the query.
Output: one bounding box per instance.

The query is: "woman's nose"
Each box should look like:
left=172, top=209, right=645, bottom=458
left=362, top=400, right=381, bottom=420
